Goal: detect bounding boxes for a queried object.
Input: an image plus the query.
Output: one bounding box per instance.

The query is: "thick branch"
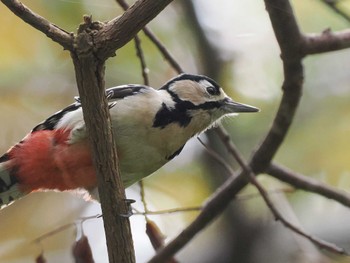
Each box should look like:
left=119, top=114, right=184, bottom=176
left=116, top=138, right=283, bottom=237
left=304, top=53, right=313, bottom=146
left=95, top=0, right=174, bottom=60
left=116, top=0, right=183, bottom=73
left=71, top=40, right=135, bottom=261
left=303, top=29, right=350, bottom=54
left=250, top=0, right=304, bottom=173
left=1, top=0, right=73, bottom=50
left=268, top=163, right=350, bottom=208
left=3, top=0, right=175, bottom=261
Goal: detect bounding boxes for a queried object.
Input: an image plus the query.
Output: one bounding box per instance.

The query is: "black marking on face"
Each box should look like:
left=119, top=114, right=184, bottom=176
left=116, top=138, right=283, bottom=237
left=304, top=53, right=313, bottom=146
left=153, top=103, right=192, bottom=128
left=153, top=73, right=225, bottom=129
left=205, top=85, right=220, bottom=96
left=153, top=88, right=224, bottom=129
left=167, top=144, right=185, bottom=161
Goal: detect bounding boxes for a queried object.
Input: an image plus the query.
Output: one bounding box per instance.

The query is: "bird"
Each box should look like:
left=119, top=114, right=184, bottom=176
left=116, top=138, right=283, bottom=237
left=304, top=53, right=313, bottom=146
left=0, top=73, right=259, bottom=206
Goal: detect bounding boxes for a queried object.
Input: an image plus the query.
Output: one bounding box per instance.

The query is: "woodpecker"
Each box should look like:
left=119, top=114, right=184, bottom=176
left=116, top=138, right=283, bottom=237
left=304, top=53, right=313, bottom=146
left=0, top=74, right=258, bottom=206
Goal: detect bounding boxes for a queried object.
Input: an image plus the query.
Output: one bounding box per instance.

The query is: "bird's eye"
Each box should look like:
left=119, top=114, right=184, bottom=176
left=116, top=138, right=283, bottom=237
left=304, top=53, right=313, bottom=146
left=206, top=86, right=218, bottom=96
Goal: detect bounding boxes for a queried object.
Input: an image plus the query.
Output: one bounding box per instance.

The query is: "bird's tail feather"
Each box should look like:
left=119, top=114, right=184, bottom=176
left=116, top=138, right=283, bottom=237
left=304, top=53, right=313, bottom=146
left=0, top=158, right=24, bottom=206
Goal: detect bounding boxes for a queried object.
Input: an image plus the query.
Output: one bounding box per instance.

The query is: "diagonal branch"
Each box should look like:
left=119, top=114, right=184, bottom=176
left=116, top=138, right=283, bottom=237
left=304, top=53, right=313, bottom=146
left=1, top=0, right=73, bottom=50
left=268, top=163, right=350, bottom=208
left=250, top=0, right=304, bottom=173
left=116, top=0, right=184, bottom=73
left=133, top=35, right=150, bottom=86
left=321, top=0, right=350, bottom=23
left=94, top=0, right=174, bottom=60
left=149, top=0, right=306, bottom=261
left=215, top=126, right=347, bottom=255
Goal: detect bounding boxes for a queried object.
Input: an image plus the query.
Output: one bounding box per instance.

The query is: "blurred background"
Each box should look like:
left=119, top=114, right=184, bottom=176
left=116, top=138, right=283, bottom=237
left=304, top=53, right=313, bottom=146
left=1, top=0, right=350, bottom=262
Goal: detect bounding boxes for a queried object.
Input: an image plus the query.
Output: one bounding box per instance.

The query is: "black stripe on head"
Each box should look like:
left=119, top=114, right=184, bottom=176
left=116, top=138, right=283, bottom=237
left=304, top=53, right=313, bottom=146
left=161, top=73, right=221, bottom=96
left=153, top=89, right=223, bottom=129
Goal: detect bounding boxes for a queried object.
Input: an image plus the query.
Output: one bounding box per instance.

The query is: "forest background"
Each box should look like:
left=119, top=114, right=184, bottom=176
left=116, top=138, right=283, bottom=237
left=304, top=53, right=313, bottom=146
left=1, top=0, right=350, bottom=262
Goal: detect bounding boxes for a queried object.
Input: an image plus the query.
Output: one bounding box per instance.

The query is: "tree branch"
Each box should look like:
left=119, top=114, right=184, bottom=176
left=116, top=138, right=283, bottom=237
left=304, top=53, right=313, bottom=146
left=133, top=35, right=150, bottom=86
left=215, top=126, right=347, bottom=255
left=116, top=0, right=184, bottom=74
left=94, top=0, right=174, bottom=60
left=321, top=0, right=350, bottom=23
left=71, top=24, right=135, bottom=260
left=268, top=163, right=350, bottom=208
left=0, top=0, right=73, bottom=50
left=2, top=0, right=175, bottom=262
left=303, top=29, right=350, bottom=54
left=250, top=0, right=304, bottom=173
left=149, top=0, right=306, bottom=261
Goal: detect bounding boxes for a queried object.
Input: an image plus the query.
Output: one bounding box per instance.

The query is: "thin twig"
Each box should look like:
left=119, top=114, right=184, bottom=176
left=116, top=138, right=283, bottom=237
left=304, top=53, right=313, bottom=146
left=197, top=136, right=236, bottom=178
left=1, top=0, right=73, bottom=50
left=133, top=189, right=294, bottom=216
left=32, top=215, right=101, bottom=243
left=321, top=0, right=350, bottom=23
left=215, top=126, right=348, bottom=255
left=116, top=0, right=184, bottom=74
left=142, top=28, right=184, bottom=74
left=133, top=206, right=202, bottom=216
left=116, top=0, right=149, bottom=85
left=139, top=180, right=150, bottom=215
left=268, top=163, right=350, bottom=208
left=133, top=35, right=149, bottom=86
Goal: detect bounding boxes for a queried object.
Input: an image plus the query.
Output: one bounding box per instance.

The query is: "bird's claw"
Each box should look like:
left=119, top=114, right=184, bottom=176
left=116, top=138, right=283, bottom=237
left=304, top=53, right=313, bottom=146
left=119, top=199, right=136, bottom=218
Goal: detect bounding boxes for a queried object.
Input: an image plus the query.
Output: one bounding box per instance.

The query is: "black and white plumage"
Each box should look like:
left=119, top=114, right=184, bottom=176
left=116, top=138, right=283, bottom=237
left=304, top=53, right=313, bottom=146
left=0, top=73, right=258, bottom=205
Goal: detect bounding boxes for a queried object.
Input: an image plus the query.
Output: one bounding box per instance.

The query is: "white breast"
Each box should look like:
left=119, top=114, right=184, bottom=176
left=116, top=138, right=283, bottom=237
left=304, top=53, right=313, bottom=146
left=110, top=89, right=185, bottom=186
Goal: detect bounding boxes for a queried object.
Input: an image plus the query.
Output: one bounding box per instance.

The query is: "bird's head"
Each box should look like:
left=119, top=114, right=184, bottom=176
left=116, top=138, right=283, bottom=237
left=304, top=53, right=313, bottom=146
left=163, top=73, right=257, bottom=116
left=155, top=73, right=259, bottom=133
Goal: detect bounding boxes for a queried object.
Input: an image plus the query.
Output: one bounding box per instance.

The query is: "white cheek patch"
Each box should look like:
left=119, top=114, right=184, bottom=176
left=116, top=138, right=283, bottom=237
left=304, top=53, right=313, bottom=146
left=170, top=80, right=208, bottom=105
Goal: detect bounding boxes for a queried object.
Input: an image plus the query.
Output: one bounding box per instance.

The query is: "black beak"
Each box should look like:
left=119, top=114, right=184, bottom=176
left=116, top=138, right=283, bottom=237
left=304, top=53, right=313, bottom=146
left=223, top=98, right=259, bottom=113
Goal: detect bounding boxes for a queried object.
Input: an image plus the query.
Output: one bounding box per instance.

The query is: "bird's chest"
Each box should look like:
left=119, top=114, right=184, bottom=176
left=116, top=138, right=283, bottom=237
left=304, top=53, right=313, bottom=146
left=109, top=94, right=211, bottom=186
left=114, top=120, right=189, bottom=169
left=110, top=106, right=189, bottom=185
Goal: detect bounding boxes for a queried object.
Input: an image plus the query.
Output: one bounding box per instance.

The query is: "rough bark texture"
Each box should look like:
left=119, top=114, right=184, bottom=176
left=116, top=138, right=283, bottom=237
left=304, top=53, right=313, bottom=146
left=71, top=50, right=135, bottom=262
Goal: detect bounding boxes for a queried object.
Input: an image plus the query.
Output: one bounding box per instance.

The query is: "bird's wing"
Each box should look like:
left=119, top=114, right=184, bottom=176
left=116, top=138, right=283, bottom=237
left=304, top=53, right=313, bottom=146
left=106, top=84, right=149, bottom=100
left=32, top=84, right=150, bottom=133
left=32, top=103, right=81, bottom=132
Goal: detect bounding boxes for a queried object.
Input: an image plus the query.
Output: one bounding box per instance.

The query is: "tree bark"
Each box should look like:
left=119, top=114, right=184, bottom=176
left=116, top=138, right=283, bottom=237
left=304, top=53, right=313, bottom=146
left=71, top=18, right=135, bottom=262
